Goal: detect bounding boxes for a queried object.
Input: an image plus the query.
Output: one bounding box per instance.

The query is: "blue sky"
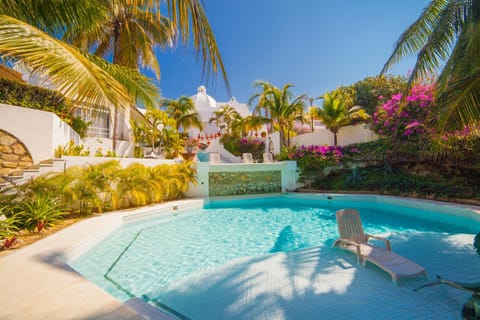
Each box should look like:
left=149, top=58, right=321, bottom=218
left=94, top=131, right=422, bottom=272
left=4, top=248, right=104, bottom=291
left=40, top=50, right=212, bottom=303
left=156, top=0, right=430, bottom=104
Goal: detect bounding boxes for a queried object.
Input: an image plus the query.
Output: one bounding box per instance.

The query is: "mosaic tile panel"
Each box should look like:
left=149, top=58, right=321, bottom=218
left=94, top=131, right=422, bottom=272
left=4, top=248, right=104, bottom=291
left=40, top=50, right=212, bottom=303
left=209, top=170, right=281, bottom=196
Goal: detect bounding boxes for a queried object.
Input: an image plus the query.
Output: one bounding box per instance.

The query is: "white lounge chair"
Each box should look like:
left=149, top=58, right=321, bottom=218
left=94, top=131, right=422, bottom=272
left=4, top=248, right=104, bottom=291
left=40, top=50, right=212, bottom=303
left=209, top=153, right=221, bottom=164
left=263, top=152, right=273, bottom=163
left=333, top=209, right=426, bottom=283
left=242, top=153, right=254, bottom=163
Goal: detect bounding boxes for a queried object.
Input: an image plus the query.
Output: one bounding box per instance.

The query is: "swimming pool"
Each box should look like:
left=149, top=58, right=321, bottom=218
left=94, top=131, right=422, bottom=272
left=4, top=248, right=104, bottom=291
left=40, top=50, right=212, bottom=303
left=70, top=194, right=480, bottom=319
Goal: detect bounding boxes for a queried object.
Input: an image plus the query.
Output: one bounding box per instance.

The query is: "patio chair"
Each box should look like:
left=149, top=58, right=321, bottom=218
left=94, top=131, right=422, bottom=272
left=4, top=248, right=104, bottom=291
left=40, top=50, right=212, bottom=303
left=263, top=152, right=274, bottom=163
left=209, top=153, right=221, bottom=164
left=242, top=153, right=254, bottom=163
left=333, top=209, right=426, bottom=283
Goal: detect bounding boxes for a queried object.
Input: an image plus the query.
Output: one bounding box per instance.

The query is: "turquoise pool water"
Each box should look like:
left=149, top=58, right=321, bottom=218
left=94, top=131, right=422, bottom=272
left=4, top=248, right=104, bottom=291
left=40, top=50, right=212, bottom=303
left=70, top=195, right=480, bottom=319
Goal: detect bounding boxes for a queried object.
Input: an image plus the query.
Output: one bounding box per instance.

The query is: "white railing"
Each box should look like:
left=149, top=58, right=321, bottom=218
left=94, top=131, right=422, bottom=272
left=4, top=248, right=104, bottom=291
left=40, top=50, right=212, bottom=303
left=87, top=126, right=109, bottom=138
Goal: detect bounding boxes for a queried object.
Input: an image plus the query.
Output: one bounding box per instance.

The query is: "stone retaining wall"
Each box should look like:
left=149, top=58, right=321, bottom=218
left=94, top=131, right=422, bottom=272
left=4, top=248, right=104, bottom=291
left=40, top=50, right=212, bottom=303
left=0, top=129, right=33, bottom=176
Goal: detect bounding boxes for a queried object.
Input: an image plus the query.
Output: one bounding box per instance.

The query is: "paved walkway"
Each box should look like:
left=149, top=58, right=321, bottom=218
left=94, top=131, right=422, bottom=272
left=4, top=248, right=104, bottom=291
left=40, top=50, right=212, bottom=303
left=0, top=200, right=203, bottom=320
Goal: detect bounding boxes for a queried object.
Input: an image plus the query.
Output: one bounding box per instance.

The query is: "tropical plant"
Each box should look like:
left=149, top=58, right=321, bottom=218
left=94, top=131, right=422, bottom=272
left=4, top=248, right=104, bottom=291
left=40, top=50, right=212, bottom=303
left=54, top=140, right=91, bottom=158
left=209, top=105, right=241, bottom=135
left=382, top=0, right=480, bottom=131
left=70, top=161, right=120, bottom=214
left=314, top=91, right=370, bottom=146
left=144, top=106, right=179, bottom=156
left=241, top=115, right=270, bottom=138
left=250, top=81, right=306, bottom=147
left=160, top=162, right=197, bottom=200
left=16, top=196, right=65, bottom=232
left=0, top=206, right=21, bottom=249
left=0, top=0, right=229, bottom=149
left=0, top=8, right=153, bottom=115
left=305, top=96, right=320, bottom=132
left=115, top=163, right=163, bottom=208
left=162, top=96, right=203, bottom=133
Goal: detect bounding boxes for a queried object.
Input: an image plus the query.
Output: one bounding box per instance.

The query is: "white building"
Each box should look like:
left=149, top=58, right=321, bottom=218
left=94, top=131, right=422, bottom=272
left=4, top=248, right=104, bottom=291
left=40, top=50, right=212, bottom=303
left=188, top=86, right=250, bottom=137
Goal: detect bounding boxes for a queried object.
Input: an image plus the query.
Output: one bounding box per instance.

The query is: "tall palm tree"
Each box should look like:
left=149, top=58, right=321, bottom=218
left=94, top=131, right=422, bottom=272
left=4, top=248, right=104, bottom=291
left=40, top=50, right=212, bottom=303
left=67, top=0, right=174, bottom=81
left=162, top=96, right=203, bottom=133
left=65, top=0, right=174, bottom=149
left=242, top=115, right=270, bottom=137
left=0, top=0, right=229, bottom=147
left=250, top=81, right=306, bottom=147
left=209, top=105, right=240, bottom=135
left=315, top=91, right=370, bottom=146
left=306, top=96, right=320, bottom=132
left=382, top=0, right=480, bottom=131
left=144, top=106, right=176, bottom=155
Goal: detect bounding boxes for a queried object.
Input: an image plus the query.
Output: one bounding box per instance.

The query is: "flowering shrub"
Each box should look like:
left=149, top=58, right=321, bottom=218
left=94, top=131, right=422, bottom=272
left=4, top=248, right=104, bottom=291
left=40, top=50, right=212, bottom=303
left=371, top=84, right=434, bottom=142
left=286, top=145, right=359, bottom=162
left=278, top=144, right=361, bottom=186
left=238, top=138, right=265, bottom=160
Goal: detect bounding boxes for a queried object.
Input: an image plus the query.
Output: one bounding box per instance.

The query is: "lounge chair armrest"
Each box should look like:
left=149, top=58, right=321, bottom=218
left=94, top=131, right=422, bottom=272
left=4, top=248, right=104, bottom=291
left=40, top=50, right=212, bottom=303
left=334, top=238, right=363, bottom=264
left=366, top=234, right=391, bottom=251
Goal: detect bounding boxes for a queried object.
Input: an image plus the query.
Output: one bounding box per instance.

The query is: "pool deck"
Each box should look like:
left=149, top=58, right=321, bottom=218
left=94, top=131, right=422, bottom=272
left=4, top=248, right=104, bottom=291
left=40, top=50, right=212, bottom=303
left=0, top=194, right=479, bottom=320
left=0, top=199, right=204, bottom=320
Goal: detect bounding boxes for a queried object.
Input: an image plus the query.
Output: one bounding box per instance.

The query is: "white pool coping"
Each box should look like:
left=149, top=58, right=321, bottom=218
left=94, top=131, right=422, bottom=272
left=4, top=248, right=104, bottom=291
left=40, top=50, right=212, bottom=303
left=0, top=194, right=478, bottom=320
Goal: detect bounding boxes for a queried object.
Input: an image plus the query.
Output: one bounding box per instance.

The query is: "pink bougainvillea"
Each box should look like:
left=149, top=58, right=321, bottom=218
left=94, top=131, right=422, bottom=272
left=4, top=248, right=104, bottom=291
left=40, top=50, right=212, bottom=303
left=371, top=84, right=434, bottom=142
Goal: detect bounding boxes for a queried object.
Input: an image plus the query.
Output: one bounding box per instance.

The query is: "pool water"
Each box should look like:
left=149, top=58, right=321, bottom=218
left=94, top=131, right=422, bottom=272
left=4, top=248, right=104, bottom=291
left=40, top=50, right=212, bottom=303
left=70, top=195, right=480, bottom=319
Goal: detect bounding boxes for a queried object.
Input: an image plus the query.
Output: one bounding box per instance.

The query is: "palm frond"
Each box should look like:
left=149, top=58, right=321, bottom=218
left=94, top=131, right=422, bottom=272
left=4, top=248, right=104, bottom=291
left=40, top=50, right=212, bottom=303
left=435, top=68, right=480, bottom=130
left=85, top=52, right=160, bottom=109
left=382, top=0, right=449, bottom=74
left=0, top=0, right=107, bottom=35
left=407, top=0, right=460, bottom=85
left=0, top=15, right=132, bottom=109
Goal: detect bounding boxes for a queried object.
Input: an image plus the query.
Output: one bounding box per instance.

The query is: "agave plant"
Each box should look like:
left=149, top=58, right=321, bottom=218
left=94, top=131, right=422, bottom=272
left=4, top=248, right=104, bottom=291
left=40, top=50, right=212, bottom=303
left=16, top=196, right=65, bottom=233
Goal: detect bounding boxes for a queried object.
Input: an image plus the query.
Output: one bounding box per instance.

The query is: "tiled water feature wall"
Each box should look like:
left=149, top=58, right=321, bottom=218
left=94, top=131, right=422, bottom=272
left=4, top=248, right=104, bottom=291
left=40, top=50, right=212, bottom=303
left=209, top=170, right=281, bottom=196
left=186, top=161, right=297, bottom=197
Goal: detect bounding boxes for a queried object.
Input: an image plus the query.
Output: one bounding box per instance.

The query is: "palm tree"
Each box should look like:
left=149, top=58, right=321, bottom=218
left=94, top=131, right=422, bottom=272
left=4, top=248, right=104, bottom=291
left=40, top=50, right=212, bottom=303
left=306, top=96, right=320, bottom=132
left=67, top=0, right=173, bottom=80
left=209, top=105, right=240, bottom=135
left=315, top=91, right=370, bottom=146
left=65, top=0, right=174, bottom=149
left=162, top=96, right=203, bottom=133
left=144, top=106, right=176, bottom=155
left=0, top=0, right=229, bottom=147
left=242, top=115, right=270, bottom=137
left=382, top=0, right=480, bottom=131
left=250, top=81, right=306, bottom=147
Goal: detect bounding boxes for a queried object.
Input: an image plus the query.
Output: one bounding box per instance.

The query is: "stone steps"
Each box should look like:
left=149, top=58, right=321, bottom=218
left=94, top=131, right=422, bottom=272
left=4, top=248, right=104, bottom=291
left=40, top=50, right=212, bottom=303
left=1, top=158, right=66, bottom=187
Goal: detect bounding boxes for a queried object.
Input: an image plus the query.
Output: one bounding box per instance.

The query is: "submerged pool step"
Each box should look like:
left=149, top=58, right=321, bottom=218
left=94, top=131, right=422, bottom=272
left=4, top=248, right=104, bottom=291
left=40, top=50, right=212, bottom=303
left=124, top=297, right=188, bottom=320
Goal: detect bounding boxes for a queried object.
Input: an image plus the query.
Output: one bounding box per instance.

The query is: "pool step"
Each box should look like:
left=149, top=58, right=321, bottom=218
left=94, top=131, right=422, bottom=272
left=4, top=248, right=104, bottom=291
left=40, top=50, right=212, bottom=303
left=124, top=298, right=185, bottom=320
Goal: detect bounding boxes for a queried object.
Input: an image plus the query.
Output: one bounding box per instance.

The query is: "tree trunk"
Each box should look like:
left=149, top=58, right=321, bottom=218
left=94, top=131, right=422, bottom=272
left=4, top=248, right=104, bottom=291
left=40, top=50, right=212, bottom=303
left=333, top=132, right=338, bottom=146
left=112, top=109, right=118, bottom=151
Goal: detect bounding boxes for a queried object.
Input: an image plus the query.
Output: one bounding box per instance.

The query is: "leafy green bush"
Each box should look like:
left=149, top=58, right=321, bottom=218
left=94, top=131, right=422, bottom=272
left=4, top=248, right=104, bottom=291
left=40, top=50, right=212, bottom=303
left=311, top=166, right=480, bottom=201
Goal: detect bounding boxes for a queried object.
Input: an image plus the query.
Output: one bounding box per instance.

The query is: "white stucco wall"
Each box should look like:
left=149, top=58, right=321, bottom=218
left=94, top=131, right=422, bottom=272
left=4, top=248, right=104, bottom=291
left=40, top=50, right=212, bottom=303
left=0, top=103, right=79, bottom=163
left=81, top=137, right=134, bottom=157
left=291, top=125, right=377, bottom=147
left=61, top=156, right=174, bottom=168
